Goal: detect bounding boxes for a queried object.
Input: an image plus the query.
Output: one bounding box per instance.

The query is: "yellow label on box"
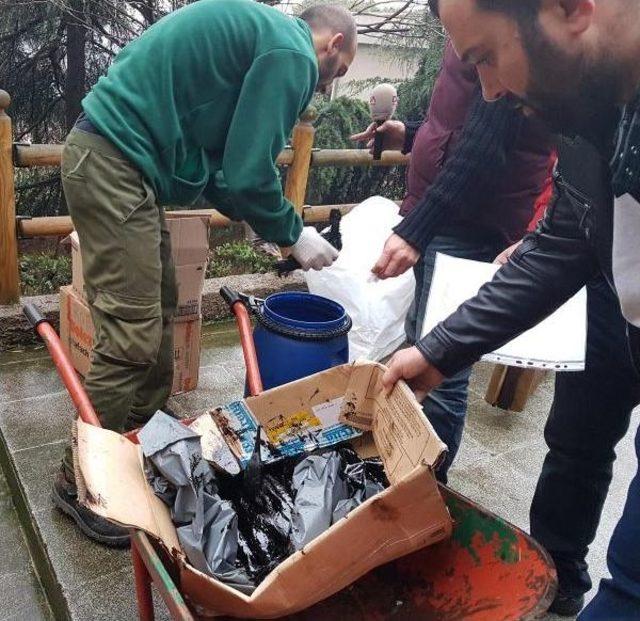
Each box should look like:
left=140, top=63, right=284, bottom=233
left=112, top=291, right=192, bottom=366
left=264, top=410, right=322, bottom=445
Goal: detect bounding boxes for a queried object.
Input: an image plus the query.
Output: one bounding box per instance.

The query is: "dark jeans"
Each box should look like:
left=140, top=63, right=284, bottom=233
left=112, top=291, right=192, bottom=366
left=406, top=234, right=503, bottom=483
left=579, top=425, right=640, bottom=620
left=530, top=278, right=640, bottom=598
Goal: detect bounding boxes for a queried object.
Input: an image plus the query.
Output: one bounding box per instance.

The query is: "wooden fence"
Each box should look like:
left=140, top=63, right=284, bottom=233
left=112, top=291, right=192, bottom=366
left=0, top=91, right=409, bottom=304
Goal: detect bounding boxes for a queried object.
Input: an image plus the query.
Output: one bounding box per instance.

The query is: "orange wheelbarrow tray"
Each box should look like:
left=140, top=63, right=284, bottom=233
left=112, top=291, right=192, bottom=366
left=23, top=299, right=556, bottom=621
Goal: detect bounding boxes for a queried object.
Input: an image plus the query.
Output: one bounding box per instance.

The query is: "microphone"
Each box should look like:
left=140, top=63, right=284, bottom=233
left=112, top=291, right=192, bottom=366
left=369, top=83, right=398, bottom=160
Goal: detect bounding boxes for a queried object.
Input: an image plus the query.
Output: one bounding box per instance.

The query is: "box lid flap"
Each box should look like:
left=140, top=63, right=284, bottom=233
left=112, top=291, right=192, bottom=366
left=74, top=420, right=180, bottom=551
left=243, top=361, right=446, bottom=483
left=339, top=361, right=447, bottom=484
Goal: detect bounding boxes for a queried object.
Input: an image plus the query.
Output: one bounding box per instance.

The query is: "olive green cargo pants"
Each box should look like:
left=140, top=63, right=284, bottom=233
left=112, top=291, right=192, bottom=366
left=61, top=128, right=177, bottom=476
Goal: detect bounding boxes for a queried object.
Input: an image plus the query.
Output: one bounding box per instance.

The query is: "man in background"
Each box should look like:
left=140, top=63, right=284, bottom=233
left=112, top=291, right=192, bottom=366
left=352, top=40, right=552, bottom=481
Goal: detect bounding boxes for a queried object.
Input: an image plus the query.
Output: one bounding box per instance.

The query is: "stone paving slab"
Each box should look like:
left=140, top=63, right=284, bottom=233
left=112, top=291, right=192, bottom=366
left=0, top=459, right=52, bottom=620
left=0, top=320, right=637, bottom=621
left=66, top=567, right=172, bottom=621
left=0, top=321, right=251, bottom=620
left=0, top=571, right=53, bottom=621
left=0, top=349, right=68, bottom=404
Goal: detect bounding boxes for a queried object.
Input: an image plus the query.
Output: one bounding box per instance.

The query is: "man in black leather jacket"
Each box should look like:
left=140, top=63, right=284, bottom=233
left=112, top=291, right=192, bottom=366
left=383, top=1, right=640, bottom=618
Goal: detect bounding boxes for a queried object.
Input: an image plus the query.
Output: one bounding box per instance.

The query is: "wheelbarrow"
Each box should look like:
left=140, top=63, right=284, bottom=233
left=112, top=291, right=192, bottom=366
left=24, top=301, right=556, bottom=621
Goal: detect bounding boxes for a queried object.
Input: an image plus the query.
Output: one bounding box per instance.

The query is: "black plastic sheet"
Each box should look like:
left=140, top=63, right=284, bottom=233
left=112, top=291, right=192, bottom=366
left=140, top=413, right=389, bottom=591
left=291, top=451, right=349, bottom=550
left=139, top=411, right=216, bottom=524
left=333, top=449, right=388, bottom=521
left=291, top=447, right=389, bottom=549
left=218, top=456, right=298, bottom=585
left=177, top=491, right=254, bottom=593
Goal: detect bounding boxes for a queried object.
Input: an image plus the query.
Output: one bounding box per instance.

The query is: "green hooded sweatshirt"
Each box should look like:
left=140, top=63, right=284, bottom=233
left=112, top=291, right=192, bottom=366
left=82, top=0, right=318, bottom=245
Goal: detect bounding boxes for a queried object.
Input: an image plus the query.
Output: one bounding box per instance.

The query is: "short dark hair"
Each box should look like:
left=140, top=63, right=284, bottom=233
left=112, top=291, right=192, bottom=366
left=300, top=4, right=358, bottom=49
left=428, top=0, right=542, bottom=23
left=427, top=0, right=440, bottom=17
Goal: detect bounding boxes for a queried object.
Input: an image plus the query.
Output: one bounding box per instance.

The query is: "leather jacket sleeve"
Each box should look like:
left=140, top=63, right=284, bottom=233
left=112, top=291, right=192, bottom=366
left=417, top=172, right=600, bottom=377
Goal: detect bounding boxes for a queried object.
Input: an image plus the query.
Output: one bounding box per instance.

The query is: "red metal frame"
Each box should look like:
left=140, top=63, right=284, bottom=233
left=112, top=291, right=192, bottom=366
left=27, top=310, right=196, bottom=619
left=33, top=320, right=101, bottom=427
left=230, top=299, right=263, bottom=398
left=27, top=301, right=262, bottom=620
left=131, top=531, right=194, bottom=621
left=131, top=533, right=156, bottom=621
left=29, top=302, right=556, bottom=621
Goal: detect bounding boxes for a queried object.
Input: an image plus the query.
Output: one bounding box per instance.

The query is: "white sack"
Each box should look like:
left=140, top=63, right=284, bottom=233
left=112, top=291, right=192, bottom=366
left=305, top=196, right=415, bottom=361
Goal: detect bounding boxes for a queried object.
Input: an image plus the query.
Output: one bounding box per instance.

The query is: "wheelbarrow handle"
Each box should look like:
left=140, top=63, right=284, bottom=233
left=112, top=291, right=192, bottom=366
left=23, top=304, right=101, bottom=428
left=24, top=302, right=47, bottom=329
left=219, top=287, right=264, bottom=397
left=219, top=286, right=242, bottom=308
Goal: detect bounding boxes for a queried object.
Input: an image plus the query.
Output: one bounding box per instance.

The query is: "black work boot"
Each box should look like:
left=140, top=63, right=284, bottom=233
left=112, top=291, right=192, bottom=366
left=52, top=470, right=130, bottom=548
left=548, top=588, right=585, bottom=617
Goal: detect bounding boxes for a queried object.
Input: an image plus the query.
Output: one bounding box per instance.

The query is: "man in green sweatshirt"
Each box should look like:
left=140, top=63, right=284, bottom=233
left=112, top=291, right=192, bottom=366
left=56, top=0, right=357, bottom=545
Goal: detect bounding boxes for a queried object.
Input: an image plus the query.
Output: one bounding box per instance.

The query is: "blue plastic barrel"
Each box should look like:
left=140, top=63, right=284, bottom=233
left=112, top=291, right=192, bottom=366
left=252, top=292, right=351, bottom=390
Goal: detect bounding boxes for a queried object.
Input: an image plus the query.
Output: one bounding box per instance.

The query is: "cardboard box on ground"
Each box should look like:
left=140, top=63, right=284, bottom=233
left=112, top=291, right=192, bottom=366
left=61, top=215, right=209, bottom=395
left=74, top=361, right=453, bottom=619
left=59, top=286, right=202, bottom=395
left=67, top=215, right=209, bottom=319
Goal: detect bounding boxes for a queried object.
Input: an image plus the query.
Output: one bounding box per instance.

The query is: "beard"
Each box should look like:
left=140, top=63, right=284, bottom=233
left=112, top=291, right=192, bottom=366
left=316, top=54, right=341, bottom=92
left=516, top=22, right=625, bottom=141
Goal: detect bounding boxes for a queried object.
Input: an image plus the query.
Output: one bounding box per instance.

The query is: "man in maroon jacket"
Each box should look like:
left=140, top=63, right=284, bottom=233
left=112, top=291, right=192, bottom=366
left=353, top=40, right=552, bottom=480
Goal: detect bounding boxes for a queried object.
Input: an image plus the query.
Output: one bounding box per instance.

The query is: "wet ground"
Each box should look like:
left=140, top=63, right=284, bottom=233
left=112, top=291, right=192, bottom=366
left=0, top=320, right=637, bottom=620
left=0, top=466, right=53, bottom=620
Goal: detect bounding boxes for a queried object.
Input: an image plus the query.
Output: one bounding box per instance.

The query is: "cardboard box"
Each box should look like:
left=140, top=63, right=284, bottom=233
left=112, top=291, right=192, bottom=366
left=68, top=231, right=85, bottom=298
left=165, top=215, right=210, bottom=267
left=74, top=361, right=453, bottom=619
left=59, top=286, right=201, bottom=395
left=485, top=364, right=548, bottom=412
left=59, top=284, right=93, bottom=377
left=172, top=317, right=202, bottom=395
left=174, top=263, right=206, bottom=321
left=167, top=215, right=210, bottom=320
left=67, top=215, right=209, bottom=320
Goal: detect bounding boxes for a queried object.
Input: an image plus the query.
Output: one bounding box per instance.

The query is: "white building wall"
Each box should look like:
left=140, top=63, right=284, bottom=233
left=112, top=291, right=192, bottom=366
left=332, top=43, right=421, bottom=100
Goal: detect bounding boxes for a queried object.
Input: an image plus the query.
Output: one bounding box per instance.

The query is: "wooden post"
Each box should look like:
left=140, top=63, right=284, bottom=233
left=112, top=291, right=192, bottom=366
left=0, top=90, right=20, bottom=305
left=284, top=106, right=318, bottom=216
left=485, top=364, right=548, bottom=412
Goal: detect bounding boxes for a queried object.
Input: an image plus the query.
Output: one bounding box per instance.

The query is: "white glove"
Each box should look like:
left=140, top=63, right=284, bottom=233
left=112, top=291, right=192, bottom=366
left=290, top=227, right=339, bottom=271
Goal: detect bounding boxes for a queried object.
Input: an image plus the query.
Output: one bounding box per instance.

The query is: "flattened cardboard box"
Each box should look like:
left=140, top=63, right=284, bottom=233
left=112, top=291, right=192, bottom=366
left=67, top=215, right=209, bottom=320
left=59, top=286, right=201, bottom=395
left=74, top=362, right=452, bottom=619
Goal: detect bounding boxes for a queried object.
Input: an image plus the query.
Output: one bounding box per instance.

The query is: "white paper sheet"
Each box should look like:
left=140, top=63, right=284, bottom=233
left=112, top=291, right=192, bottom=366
left=421, top=253, right=587, bottom=371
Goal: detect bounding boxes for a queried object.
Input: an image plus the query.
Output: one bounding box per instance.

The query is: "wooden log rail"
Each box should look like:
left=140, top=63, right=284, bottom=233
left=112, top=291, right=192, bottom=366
left=14, top=144, right=409, bottom=170
left=15, top=201, right=404, bottom=240
left=0, top=90, right=409, bottom=304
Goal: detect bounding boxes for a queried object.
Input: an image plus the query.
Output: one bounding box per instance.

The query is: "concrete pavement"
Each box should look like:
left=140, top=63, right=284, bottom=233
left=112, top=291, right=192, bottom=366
left=0, top=320, right=636, bottom=620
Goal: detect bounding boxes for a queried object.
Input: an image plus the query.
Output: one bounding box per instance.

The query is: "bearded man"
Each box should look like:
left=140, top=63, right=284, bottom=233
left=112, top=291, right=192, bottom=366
left=383, top=2, right=640, bottom=618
